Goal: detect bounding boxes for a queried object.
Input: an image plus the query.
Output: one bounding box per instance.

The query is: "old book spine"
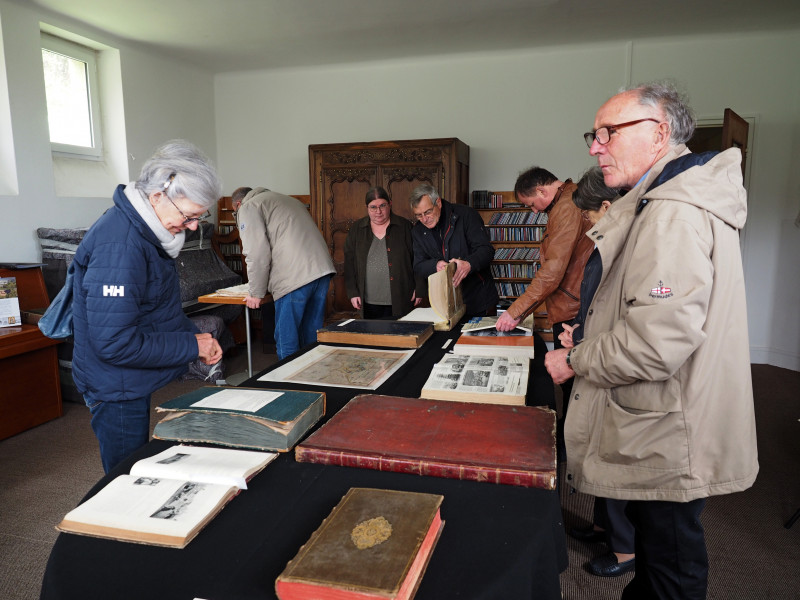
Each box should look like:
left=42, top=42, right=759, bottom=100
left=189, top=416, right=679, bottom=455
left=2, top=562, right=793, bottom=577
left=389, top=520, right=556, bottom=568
left=295, top=447, right=555, bottom=490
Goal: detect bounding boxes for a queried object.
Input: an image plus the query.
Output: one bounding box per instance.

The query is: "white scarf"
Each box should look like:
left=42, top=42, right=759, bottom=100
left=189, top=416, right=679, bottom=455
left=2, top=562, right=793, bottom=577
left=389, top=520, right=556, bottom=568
left=124, top=183, right=185, bottom=258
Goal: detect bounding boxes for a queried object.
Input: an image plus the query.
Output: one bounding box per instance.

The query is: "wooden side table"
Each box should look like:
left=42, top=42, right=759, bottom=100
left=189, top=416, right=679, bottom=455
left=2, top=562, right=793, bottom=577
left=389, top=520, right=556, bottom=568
left=0, top=266, right=62, bottom=439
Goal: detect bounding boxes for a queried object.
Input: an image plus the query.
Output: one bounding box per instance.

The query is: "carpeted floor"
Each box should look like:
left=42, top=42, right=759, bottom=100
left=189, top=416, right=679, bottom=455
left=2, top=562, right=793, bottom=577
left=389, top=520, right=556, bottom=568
left=0, top=356, right=797, bottom=600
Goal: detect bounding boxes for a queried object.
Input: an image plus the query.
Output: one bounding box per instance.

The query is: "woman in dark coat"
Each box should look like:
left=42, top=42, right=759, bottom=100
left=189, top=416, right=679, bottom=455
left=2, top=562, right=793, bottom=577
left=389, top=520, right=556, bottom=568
left=344, top=187, right=423, bottom=318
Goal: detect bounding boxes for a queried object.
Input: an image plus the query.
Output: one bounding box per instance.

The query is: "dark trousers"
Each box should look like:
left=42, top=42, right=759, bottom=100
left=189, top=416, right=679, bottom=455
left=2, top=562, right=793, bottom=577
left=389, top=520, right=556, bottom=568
left=621, top=498, right=708, bottom=600
left=551, top=321, right=573, bottom=414
left=363, top=302, right=393, bottom=319
left=594, top=497, right=635, bottom=554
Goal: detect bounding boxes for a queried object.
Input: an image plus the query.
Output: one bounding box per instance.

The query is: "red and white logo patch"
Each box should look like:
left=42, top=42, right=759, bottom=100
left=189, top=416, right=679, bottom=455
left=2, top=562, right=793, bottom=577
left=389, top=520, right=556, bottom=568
left=649, top=281, right=673, bottom=298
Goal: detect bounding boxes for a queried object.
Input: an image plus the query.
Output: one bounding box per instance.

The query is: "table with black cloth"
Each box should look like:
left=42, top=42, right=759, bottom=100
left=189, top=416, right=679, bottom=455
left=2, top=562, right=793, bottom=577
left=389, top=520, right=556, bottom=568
left=41, top=327, right=566, bottom=600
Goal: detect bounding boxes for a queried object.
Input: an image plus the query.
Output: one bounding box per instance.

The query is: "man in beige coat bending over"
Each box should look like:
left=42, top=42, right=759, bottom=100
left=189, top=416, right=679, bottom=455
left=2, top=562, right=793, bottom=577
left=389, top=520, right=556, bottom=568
left=545, top=82, right=758, bottom=599
left=232, top=187, right=334, bottom=360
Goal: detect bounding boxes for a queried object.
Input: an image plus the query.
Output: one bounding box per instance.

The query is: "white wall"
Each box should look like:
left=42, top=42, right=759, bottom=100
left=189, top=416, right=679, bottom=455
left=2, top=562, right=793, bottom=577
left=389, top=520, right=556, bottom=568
left=0, top=0, right=218, bottom=262
left=214, top=31, right=800, bottom=370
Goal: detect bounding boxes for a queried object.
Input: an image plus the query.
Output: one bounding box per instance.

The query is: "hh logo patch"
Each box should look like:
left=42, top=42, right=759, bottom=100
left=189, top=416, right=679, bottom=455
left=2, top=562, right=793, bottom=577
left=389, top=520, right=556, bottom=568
left=103, top=285, right=125, bottom=297
left=239, top=222, right=246, bottom=231
left=649, top=281, right=672, bottom=299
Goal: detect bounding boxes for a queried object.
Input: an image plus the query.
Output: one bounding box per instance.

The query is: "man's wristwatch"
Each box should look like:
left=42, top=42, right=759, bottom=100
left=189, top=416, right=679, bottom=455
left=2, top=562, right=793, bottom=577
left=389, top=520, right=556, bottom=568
left=565, top=348, right=574, bottom=368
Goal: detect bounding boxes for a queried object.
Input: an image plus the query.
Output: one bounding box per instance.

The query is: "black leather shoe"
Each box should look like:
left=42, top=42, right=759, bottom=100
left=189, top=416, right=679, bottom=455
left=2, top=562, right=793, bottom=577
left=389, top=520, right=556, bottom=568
left=587, top=551, right=635, bottom=577
left=568, top=525, right=606, bottom=544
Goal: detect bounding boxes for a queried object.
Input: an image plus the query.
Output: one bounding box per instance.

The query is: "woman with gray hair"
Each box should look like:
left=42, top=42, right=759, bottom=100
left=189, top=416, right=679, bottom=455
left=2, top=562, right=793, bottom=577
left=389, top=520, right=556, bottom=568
left=71, top=139, right=224, bottom=473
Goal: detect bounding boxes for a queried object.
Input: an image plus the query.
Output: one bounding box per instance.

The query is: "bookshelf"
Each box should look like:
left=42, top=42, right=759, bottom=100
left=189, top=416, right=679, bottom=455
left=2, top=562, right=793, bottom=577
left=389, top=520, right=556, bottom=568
left=473, top=190, right=552, bottom=341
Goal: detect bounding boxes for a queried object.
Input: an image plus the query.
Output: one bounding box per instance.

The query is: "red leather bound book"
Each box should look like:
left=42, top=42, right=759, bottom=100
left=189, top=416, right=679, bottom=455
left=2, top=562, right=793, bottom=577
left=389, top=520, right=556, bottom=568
left=295, top=395, right=556, bottom=489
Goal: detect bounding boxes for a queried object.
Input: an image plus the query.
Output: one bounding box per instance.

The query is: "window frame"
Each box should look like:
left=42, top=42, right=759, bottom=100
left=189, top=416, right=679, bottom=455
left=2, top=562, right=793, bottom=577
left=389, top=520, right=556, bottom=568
left=41, top=32, right=104, bottom=160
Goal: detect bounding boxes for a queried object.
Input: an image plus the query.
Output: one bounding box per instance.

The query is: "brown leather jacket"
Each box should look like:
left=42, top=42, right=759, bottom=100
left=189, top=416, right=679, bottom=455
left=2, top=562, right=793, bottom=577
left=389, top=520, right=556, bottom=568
left=506, top=181, right=594, bottom=324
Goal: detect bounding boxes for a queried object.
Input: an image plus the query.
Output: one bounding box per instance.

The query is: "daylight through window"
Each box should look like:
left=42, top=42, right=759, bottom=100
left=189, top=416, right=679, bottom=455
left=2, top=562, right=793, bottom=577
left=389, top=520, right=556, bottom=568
left=41, top=34, right=102, bottom=157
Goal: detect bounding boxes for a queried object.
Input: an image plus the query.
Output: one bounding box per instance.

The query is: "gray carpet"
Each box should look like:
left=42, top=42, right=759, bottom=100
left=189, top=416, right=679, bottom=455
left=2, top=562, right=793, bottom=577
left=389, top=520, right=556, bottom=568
left=0, top=358, right=797, bottom=600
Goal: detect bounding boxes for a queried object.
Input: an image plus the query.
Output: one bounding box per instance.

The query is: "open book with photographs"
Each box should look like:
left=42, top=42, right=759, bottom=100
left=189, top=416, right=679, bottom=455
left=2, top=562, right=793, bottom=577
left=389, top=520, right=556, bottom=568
left=56, top=445, right=277, bottom=548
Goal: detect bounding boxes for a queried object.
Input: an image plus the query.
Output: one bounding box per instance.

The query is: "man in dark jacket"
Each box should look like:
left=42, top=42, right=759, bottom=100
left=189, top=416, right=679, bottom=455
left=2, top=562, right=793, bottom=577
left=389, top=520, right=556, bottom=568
left=410, top=184, right=498, bottom=317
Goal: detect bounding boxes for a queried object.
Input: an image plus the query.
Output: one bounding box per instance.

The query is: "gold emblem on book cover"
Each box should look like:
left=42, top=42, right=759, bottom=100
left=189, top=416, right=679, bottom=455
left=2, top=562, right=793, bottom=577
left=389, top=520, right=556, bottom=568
left=350, top=516, right=392, bottom=549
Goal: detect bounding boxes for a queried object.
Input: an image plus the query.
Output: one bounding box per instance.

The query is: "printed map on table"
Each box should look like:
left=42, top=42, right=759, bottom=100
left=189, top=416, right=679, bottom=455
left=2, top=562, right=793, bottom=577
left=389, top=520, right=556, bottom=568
left=258, top=345, right=415, bottom=390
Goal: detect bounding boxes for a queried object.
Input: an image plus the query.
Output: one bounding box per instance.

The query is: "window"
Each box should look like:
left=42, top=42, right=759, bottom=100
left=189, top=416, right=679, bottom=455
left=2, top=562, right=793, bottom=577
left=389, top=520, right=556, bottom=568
left=41, top=33, right=103, bottom=158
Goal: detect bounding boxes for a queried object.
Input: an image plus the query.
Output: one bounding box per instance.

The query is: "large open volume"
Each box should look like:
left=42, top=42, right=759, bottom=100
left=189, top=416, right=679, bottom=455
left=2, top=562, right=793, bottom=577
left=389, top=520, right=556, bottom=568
left=56, top=445, right=277, bottom=548
left=296, top=395, right=557, bottom=489
left=276, top=488, right=444, bottom=600
left=420, top=354, right=529, bottom=405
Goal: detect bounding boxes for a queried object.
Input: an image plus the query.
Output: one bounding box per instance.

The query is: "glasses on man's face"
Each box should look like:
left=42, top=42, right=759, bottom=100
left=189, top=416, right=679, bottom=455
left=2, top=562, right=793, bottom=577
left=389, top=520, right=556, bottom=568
left=583, top=118, right=662, bottom=148
left=413, top=199, right=438, bottom=220
left=368, top=202, right=390, bottom=212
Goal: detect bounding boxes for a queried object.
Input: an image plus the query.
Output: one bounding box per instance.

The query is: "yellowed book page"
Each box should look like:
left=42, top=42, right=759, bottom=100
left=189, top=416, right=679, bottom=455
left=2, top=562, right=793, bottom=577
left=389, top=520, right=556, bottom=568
left=57, top=475, right=237, bottom=548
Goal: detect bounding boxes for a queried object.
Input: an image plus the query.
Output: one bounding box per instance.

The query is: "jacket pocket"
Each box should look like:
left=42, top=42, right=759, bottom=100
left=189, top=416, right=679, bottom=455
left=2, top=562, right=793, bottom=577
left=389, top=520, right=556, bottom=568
left=598, top=380, right=689, bottom=471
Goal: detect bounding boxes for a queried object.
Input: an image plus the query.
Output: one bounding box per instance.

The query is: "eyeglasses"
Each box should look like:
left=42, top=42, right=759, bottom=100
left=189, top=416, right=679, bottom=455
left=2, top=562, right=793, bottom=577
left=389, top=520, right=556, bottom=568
left=168, top=197, right=209, bottom=225
left=583, top=118, right=662, bottom=148
left=162, top=172, right=208, bottom=225
left=367, top=202, right=390, bottom=212
left=413, top=199, right=438, bottom=220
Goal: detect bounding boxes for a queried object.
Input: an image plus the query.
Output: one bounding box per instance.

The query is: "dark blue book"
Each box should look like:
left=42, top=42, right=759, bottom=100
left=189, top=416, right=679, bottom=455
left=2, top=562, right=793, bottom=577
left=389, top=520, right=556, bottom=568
left=153, top=386, right=325, bottom=452
left=316, top=319, right=433, bottom=348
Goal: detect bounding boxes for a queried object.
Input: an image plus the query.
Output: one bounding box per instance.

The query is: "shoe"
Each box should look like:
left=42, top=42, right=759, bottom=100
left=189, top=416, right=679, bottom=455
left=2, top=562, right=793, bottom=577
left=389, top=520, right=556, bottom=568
left=586, top=551, right=635, bottom=577
left=568, top=525, right=606, bottom=544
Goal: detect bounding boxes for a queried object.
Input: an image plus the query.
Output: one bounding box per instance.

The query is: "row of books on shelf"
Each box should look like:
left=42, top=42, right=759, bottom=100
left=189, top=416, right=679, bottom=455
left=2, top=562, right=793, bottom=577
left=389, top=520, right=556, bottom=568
left=217, top=223, right=236, bottom=236
left=494, top=246, right=540, bottom=260
left=496, top=281, right=531, bottom=296
left=488, top=211, right=548, bottom=225
left=223, top=257, right=244, bottom=272
left=217, top=242, right=242, bottom=256
left=489, top=227, right=544, bottom=242
left=491, top=262, right=538, bottom=279
left=471, top=190, right=524, bottom=209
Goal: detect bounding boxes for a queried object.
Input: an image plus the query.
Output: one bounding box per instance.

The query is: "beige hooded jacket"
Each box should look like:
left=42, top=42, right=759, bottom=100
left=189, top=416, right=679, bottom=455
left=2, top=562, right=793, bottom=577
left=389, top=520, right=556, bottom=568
left=565, top=145, right=758, bottom=502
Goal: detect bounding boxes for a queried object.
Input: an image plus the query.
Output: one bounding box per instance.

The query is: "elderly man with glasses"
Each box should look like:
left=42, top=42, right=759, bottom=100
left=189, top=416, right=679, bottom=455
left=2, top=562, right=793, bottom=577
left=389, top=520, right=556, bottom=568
left=545, top=82, right=758, bottom=599
left=409, top=183, right=498, bottom=317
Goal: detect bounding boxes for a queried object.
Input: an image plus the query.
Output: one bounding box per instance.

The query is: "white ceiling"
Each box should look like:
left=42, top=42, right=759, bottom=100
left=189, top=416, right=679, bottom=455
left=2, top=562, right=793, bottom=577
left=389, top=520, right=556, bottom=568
left=22, top=0, right=800, bottom=73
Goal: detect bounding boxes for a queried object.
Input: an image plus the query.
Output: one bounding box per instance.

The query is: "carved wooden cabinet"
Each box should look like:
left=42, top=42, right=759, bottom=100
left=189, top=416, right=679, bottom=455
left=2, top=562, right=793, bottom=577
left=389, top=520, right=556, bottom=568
left=308, top=138, right=469, bottom=315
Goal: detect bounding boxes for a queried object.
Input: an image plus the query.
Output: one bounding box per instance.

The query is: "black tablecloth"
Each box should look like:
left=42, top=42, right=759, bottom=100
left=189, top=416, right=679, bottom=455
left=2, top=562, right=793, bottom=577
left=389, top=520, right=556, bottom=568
left=41, top=328, right=566, bottom=600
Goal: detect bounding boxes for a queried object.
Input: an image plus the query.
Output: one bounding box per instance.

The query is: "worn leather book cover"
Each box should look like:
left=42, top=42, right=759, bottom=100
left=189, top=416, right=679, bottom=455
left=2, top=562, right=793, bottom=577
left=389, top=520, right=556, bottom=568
left=296, top=395, right=556, bottom=489
left=153, top=387, right=325, bottom=452
left=316, top=319, right=433, bottom=348
left=276, top=487, right=444, bottom=600
left=399, top=263, right=465, bottom=331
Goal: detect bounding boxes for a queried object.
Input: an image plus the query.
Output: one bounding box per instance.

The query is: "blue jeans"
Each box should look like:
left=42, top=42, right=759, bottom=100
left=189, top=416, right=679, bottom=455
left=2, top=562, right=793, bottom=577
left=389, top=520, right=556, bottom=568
left=88, top=396, right=151, bottom=474
left=273, top=275, right=331, bottom=360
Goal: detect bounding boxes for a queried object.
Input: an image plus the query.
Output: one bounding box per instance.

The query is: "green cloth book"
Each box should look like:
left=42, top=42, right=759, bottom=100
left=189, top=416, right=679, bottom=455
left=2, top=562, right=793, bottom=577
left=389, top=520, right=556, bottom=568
left=153, top=386, right=325, bottom=452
